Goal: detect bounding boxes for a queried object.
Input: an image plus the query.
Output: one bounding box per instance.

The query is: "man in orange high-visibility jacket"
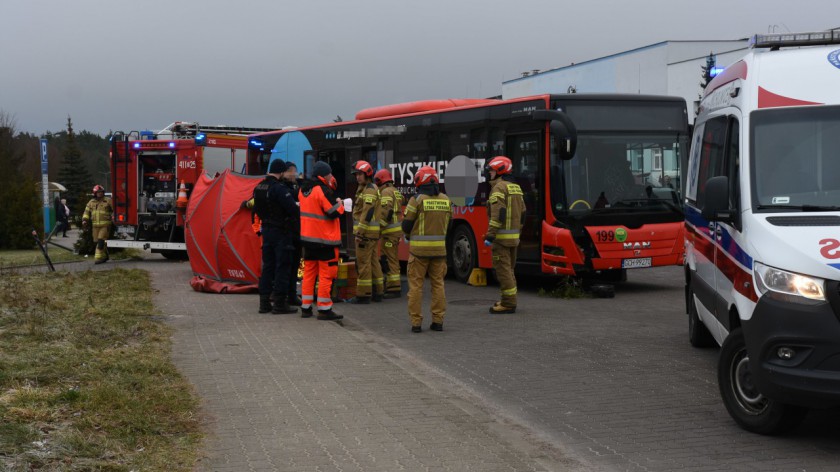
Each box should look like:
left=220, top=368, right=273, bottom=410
left=298, top=161, right=344, bottom=321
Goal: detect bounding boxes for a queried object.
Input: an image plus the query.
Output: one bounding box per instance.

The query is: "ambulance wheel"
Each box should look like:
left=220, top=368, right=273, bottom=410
left=449, top=224, right=477, bottom=283
left=718, top=328, right=807, bottom=434
left=687, top=286, right=716, bottom=348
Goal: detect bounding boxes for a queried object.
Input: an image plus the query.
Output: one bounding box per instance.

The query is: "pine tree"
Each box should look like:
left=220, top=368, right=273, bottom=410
left=56, top=116, right=94, bottom=216
left=0, top=111, right=41, bottom=249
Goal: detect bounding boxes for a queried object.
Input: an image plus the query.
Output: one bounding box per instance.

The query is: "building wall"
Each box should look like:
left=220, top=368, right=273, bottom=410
left=502, top=40, right=748, bottom=123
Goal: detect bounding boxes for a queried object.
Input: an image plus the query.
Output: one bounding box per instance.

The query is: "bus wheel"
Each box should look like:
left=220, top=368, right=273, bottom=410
left=718, top=328, right=806, bottom=434
left=449, top=225, right=477, bottom=283
left=687, top=285, right=716, bottom=348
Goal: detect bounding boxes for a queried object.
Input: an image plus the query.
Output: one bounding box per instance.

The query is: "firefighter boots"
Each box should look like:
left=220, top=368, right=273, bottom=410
left=429, top=322, right=443, bottom=331
left=350, top=296, right=371, bottom=304
left=372, top=292, right=383, bottom=303
left=411, top=325, right=422, bottom=333
left=489, top=302, right=516, bottom=314
left=383, top=291, right=401, bottom=299
left=259, top=295, right=272, bottom=314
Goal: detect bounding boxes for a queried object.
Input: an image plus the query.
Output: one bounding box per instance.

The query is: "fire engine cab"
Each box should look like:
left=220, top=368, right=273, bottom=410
left=108, top=122, right=277, bottom=257
left=685, top=31, right=840, bottom=434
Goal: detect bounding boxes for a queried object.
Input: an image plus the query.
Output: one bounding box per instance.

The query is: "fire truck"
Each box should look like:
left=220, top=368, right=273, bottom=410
left=108, top=122, right=278, bottom=258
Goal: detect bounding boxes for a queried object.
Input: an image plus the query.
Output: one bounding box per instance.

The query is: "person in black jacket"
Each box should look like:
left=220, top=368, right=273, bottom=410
left=283, top=161, right=303, bottom=306
left=253, top=159, right=299, bottom=315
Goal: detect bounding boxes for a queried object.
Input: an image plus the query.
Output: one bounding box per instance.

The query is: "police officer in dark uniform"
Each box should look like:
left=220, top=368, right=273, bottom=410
left=283, top=161, right=303, bottom=306
left=253, top=159, right=299, bottom=315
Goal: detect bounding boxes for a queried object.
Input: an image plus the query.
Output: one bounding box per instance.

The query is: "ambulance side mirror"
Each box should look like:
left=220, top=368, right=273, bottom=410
left=701, top=176, right=732, bottom=222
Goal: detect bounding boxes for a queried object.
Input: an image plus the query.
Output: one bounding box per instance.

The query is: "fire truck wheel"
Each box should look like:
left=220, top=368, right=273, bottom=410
left=449, top=224, right=477, bottom=283
left=718, top=328, right=807, bottom=434
left=161, top=250, right=189, bottom=261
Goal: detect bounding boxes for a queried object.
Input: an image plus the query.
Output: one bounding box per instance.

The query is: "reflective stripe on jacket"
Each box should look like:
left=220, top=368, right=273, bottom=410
left=485, top=178, right=526, bottom=247
left=353, top=182, right=380, bottom=238
left=403, top=193, right=452, bottom=258
left=82, top=198, right=113, bottom=227
left=377, top=184, right=404, bottom=240
left=300, top=183, right=344, bottom=247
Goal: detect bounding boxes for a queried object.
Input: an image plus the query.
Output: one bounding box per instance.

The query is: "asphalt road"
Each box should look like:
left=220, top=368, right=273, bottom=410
left=338, top=265, right=840, bottom=472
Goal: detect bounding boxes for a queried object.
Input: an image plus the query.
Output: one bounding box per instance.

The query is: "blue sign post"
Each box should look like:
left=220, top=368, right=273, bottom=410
left=40, top=138, right=50, bottom=234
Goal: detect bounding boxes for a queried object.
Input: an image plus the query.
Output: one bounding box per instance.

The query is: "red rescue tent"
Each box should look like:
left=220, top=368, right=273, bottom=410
left=185, top=169, right=262, bottom=293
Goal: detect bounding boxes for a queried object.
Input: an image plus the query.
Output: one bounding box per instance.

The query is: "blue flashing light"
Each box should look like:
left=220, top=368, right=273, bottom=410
left=195, top=133, right=207, bottom=146
left=133, top=142, right=141, bottom=149
left=710, top=67, right=725, bottom=78
left=168, top=142, right=176, bottom=148
left=249, top=138, right=264, bottom=149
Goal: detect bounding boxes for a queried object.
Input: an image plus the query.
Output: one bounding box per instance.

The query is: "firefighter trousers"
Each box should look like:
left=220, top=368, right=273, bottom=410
left=301, top=256, right=338, bottom=312
left=92, top=225, right=110, bottom=262
left=492, top=243, right=518, bottom=308
left=355, top=237, right=383, bottom=297
left=407, top=255, right=447, bottom=327
left=380, top=237, right=401, bottom=293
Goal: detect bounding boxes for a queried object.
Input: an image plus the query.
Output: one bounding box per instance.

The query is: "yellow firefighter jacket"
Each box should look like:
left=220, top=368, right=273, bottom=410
left=353, top=182, right=381, bottom=239
left=486, top=177, right=525, bottom=247
left=377, top=184, right=404, bottom=241
left=82, top=197, right=114, bottom=228
left=403, top=193, right=452, bottom=258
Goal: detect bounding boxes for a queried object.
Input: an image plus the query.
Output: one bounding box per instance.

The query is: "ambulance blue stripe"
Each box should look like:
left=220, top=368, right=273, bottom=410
left=829, top=263, right=840, bottom=270
left=685, top=205, right=753, bottom=270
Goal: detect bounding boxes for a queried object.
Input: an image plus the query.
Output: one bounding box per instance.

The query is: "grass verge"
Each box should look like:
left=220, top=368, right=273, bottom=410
left=0, top=248, right=144, bottom=269
left=0, top=268, right=202, bottom=471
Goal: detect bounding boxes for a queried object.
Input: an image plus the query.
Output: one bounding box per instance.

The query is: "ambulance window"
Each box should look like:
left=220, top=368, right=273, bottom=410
left=726, top=118, right=740, bottom=212
left=695, top=116, right=727, bottom=205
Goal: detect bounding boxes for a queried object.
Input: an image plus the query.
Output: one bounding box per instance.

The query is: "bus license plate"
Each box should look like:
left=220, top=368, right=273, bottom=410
left=622, top=257, right=652, bottom=269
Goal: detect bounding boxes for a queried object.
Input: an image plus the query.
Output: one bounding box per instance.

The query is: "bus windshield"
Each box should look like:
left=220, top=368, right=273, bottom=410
left=751, top=105, right=840, bottom=212
left=551, top=133, right=687, bottom=218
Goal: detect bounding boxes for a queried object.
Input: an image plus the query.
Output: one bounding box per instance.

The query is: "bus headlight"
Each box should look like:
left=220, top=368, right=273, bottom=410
left=753, top=262, right=826, bottom=303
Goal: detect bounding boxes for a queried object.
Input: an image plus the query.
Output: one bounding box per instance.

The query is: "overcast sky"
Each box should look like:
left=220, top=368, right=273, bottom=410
left=2, top=0, right=838, bottom=136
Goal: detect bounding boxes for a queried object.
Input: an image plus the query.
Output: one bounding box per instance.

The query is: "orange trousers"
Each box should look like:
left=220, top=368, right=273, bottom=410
left=301, top=252, right=339, bottom=312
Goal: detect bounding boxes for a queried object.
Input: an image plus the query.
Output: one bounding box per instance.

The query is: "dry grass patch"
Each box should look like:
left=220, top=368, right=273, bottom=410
left=0, top=269, right=201, bottom=471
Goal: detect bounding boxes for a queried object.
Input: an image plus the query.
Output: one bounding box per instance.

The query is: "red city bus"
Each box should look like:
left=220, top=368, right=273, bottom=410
left=246, top=94, right=689, bottom=283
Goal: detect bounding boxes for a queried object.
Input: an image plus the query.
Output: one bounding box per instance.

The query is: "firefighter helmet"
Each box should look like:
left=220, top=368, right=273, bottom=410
left=414, top=166, right=438, bottom=187
left=92, top=184, right=105, bottom=194
left=350, top=160, right=374, bottom=178
left=485, top=156, right=513, bottom=176
left=374, top=169, right=394, bottom=186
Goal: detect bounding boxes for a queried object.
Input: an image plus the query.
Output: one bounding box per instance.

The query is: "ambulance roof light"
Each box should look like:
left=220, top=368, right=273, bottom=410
left=750, top=30, right=840, bottom=49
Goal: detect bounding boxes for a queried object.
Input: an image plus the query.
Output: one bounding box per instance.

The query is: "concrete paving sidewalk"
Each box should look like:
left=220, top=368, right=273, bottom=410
left=148, top=260, right=586, bottom=472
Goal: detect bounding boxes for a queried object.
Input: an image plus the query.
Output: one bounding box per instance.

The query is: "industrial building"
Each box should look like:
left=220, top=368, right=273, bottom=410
left=502, top=39, right=750, bottom=122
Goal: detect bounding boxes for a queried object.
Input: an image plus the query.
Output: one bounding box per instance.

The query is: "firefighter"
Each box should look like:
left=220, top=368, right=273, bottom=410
left=253, top=159, right=299, bottom=315
left=299, top=161, right=344, bottom=321
left=483, top=156, right=526, bottom=314
left=402, top=166, right=452, bottom=333
left=374, top=168, right=404, bottom=298
left=82, top=184, right=113, bottom=264
left=350, top=160, right=383, bottom=303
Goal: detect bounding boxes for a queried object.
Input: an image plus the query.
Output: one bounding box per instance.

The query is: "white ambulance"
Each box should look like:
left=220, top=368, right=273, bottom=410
left=685, top=31, right=840, bottom=434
